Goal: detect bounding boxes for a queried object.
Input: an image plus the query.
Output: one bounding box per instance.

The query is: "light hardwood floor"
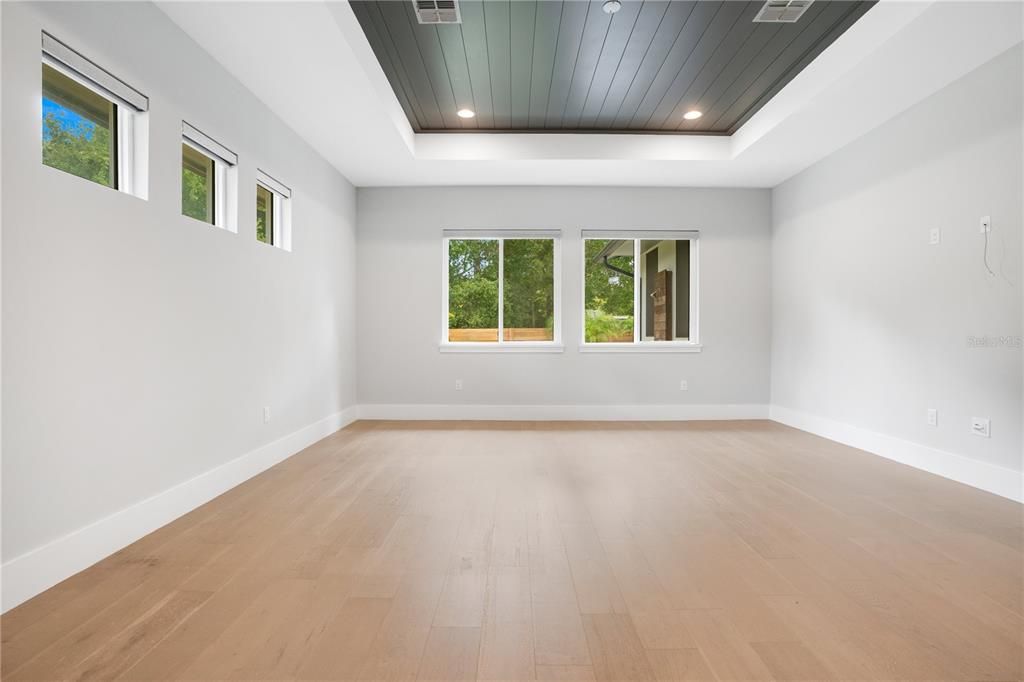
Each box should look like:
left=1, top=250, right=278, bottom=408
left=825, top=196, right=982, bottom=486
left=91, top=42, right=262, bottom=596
left=2, top=420, right=1022, bottom=681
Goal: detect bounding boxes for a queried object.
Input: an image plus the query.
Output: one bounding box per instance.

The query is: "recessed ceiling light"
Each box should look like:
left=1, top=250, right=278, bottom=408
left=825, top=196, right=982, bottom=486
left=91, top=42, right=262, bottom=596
left=457, top=108, right=475, bottom=119
left=683, top=110, right=703, bottom=120
left=602, top=0, right=622, bottom=14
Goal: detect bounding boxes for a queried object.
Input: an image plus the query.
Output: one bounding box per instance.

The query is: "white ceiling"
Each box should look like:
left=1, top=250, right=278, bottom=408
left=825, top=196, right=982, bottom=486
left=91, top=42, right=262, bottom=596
left=158, top=0, right=1022, bottom=188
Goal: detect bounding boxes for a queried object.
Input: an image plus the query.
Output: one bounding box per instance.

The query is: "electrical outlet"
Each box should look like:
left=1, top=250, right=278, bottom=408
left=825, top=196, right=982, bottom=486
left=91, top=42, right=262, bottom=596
left=263, top=406, right=271, bottom=424
left=926, top=409, right=937, bottom=426
left=971, top=417, right=990, bottom=438
left=454, top=379, right=463, bottom=391
left=980, top=216, right=991, bottom=233
left=679, top=379, right=688, bottom=391
left=929, top=228, right=941, bottom=245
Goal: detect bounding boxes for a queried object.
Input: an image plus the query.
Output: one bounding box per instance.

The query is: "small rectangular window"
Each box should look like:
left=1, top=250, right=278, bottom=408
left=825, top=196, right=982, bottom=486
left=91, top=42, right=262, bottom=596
left=256, top=184, right=274, bottom=244
left=42, top=63, right=117, bottom=188
left=182, top=143, right=214, bottom=223
left=181, top=122, right=237, bottom=231
left=41, top=32, right=148, bottom=198
left=443, top=230, right=561, bottom=347
left=582, top=232, right=699, bottom=347
left=256, top=170, right=291, bottom=250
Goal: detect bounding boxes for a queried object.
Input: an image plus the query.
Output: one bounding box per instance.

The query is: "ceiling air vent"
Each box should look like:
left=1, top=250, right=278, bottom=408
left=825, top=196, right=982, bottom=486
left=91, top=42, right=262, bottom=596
left=753, top=0, right=813, bottom=23
left=413, top=0, right=461, bottom=24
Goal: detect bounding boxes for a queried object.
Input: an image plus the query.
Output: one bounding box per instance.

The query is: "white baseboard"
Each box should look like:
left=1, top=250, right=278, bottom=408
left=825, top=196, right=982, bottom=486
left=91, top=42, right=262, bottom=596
left=0, top=407, right=358, bottom=613
left=770, top=405, right=1023, bottom=503
left=6, top=402, right=1016, bottom=613
left=357, top=403, right=769, bottom=421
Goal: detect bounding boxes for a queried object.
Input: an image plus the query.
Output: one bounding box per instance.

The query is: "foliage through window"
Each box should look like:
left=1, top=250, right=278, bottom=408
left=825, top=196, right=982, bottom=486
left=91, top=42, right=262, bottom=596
left=181, top=143, right=214, bottom=224
left=256, top=184, right=274, bottom=244
left=583, top=235, right=697, bottom=345
left=180, top=124, right=236, bottom=230
left=446, top=236, right=557, bottom=344
left=42, top=62, right=116, bottom=188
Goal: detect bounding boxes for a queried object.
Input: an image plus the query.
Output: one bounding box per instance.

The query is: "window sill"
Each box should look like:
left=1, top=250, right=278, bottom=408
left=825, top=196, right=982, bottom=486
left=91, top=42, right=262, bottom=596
left=579, top=343, right=703, bottom=353
left=440, top=342, right=565, bottom=354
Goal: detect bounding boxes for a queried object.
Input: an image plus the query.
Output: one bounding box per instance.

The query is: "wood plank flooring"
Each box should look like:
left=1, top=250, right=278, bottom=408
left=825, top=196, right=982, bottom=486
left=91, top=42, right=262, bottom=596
left=2, top=420, right=1022, bottom=681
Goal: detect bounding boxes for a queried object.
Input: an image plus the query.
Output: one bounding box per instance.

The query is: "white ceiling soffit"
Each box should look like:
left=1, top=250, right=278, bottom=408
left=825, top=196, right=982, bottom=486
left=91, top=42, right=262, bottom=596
left=157, top=1, right=1023, bottom=188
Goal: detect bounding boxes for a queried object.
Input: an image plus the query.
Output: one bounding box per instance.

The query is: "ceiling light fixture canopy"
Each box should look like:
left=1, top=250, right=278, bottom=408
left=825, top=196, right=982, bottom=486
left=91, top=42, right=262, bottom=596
left=456, top=108, right=475, bottom=119
left=683, top=110, right=703, bottom=120
left=602, top=0, right=622, bottom=14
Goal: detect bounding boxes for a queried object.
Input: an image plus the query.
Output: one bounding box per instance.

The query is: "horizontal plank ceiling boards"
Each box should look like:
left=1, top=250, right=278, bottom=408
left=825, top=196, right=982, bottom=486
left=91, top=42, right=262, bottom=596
left=350, top=0, right=876, bottom=134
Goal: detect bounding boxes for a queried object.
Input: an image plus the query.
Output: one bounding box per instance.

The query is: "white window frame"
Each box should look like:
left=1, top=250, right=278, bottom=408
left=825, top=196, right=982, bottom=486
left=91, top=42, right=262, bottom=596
left=579, top=230, right=701, bottom=353
left=441, top=229, right=563, bottom=353
left=256, top=170, right=292, bottom=251
left=41, top=32, right=149, bottom=199
left=182, top=122, right=237, bottom=232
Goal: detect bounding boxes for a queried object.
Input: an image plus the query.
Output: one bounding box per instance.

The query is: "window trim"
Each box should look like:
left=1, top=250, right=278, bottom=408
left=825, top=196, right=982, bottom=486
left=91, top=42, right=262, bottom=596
left=440, top=229, right=563, bottom=352
left=182, top=122, right=237, bottom=166
left=256, top=169, right=291, bottom=199
left=181, top=122, right=237, bottom=232
left=579, top=230, right=701, bottom=352
left=42, top=31, right=148, bottom=112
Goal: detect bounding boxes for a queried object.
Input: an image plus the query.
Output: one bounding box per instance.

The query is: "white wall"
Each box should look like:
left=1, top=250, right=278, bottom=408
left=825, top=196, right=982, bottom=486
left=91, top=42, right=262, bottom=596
left=771, top=46, right=1023, bottom=483
left=356, top=186, right=771, bottom=414
left=1, top=0, right=357, bottom=596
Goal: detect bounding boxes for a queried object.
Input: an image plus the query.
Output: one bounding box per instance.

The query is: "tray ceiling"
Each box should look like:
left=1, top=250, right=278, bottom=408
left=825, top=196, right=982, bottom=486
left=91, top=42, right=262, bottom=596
left=351, top=0, right=876, bottom=134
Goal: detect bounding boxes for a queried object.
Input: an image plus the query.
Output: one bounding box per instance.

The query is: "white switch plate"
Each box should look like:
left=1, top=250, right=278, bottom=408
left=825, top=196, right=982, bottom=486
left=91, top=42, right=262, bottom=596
left=926, top=409, right=937, bottom=426
left=679, top=379, right=688, bottom=391
left=929, top=228, right=941, bottom=245
left=263, top=406, right=271, bottom=424
left=980, top=216, right=991, bottom=233
left=454, top=379, right=463, bottom=391
left=971, top=417, right=990, bottom=438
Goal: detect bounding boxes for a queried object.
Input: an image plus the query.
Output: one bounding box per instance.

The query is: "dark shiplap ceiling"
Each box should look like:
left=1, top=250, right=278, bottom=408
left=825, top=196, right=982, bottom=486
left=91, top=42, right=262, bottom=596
left=350, top=0, right=875, bottom=134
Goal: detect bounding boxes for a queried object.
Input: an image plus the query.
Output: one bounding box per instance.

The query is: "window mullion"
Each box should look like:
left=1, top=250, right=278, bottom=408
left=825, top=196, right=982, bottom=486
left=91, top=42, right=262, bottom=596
left=214, top=163, right=225, bottom=228
left=633, top=239, right=641, bottom=344
left=271, top=193, right=278, bottom=246
left=497, top=239, right=505, bottom=344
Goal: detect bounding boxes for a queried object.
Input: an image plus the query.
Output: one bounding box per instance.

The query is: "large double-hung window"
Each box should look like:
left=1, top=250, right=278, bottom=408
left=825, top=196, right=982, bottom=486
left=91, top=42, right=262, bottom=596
left=443, top=230, right=561, bottom=349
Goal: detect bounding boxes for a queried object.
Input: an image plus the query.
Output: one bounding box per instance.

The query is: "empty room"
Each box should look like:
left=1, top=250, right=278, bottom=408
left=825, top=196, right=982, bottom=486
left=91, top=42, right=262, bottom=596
left=1, top=0, right=1022, bottom=680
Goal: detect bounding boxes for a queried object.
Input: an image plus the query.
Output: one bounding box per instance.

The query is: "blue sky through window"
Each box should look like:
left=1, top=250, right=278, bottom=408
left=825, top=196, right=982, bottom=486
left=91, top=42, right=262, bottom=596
left=42, top=98, right=95, bottom=141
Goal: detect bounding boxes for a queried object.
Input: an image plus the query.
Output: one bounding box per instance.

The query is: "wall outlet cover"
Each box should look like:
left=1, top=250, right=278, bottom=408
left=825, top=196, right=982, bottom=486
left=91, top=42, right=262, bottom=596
left=971, top=416, right=990, bottom=438
left=926, top=408, right=937, bottom=426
